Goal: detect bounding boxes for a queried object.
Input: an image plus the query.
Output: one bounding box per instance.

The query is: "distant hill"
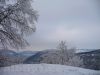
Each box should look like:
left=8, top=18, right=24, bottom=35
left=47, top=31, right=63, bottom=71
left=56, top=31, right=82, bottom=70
left=0, top=50, right=37, bottom=67
left=24, top=49, right=100, bottom=70
left=23, top=49, right=58, bottom=64
left=0, top=50, right=17, bottom=67
left=19, top=51, right=37, bottom=57
left=77, top=49, right=100, bottom=70
left=1, top=49, right=100, bottom=70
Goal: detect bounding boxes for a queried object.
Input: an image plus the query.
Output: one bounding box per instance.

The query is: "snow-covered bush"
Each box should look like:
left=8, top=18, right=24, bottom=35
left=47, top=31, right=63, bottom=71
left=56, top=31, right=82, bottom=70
left=68, top=56, right=83, bottom=67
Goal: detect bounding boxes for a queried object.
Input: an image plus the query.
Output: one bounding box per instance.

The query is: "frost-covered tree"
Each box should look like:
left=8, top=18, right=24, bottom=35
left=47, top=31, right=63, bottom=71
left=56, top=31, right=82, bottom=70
left=68, top=56, right=83, bottom=67
left=0, top=0, right=38, bottom=49
left=57, top=41, right=83, bottom=66
left=57, top=41, right=71, bottom=65
left=33, top=41, right=83, bottom=67
left=41, top=41, right=75, bottom=65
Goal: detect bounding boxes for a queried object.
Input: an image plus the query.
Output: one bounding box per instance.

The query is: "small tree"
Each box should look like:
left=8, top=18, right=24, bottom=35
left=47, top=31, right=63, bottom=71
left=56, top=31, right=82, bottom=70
left=57, top=41, right=71, bottom=64
left=57, top=41, right=83, bottom=66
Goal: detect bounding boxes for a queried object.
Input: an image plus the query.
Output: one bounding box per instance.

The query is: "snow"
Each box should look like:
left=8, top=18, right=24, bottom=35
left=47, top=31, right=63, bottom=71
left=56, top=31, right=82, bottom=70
left=0, top=64, right=99, bottom=75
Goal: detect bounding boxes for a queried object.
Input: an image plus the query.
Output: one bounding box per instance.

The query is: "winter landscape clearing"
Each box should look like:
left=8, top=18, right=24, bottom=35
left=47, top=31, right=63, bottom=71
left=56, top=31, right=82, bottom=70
left=0, top=64, right=99, bottom=75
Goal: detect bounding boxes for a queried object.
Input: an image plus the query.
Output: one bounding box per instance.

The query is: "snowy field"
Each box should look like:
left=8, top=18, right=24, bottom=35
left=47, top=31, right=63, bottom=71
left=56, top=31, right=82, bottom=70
left=0, top=64, right=99, bottom=75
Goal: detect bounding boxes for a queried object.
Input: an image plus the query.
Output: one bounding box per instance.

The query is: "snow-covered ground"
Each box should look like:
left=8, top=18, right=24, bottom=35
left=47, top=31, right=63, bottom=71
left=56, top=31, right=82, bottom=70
left=0, top=64, right=99, bottom=75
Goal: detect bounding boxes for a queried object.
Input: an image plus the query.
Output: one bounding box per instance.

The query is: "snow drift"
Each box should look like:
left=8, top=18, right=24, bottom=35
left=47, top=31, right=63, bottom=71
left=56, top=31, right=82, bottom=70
left=0, top=64, right=99, bottom=75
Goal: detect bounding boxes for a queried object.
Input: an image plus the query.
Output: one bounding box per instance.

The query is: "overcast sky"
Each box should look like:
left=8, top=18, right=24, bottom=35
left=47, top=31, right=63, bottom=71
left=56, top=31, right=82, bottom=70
left=25, top=0, right=100, bottom=51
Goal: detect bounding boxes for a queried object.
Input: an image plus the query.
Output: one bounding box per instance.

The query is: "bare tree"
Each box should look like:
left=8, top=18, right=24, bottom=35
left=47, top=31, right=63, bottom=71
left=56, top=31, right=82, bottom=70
left=57, top=41, right=83, bottom=66
left=57, top=41, right=70, bottom=65
left=0, top=0, right=38, bottom=49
